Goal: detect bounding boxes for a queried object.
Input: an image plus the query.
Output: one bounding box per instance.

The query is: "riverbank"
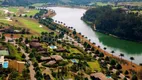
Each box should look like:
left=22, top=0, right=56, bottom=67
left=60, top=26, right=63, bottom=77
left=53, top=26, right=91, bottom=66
left=45, top=5, right=92, bottom=10
left=58, top=23, right=142, bottom=78
left=53, top=16, right=142, bottom=74
left=82, top=19, right=142, bottom=43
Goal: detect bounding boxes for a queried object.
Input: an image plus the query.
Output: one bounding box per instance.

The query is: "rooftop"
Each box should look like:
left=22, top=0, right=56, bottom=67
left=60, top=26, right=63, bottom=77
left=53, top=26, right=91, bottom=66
left=0, top=50, right=9, bottom=56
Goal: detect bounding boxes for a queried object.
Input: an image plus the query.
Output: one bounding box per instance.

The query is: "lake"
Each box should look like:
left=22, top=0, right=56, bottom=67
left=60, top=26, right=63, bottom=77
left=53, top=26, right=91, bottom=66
left=49, top=7, right=142, bottom=64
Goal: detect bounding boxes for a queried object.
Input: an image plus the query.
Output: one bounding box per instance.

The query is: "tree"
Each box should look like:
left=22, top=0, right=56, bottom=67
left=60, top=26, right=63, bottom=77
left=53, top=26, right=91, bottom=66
left=103, top=47, right=106, bottom=50
left=13, top=14, right=16, bottom=17
left=116, top=63, right=122, bottom=70
left=124, top=70, right=129, bottom=75
left=25, top=38, right=29, bottom=44
left=111, top=51, right=115, bottom=56
left=105, top=56, right=110, bottom=61
left=95, top=50, right=100, bottom=55
left=99, top=53, right=104, bottom=57
left=33, top=62, right=38, bottom=67
left=29, top=52, right=34, bottom=58
left=130, top=57, right=134, bottom=67
left=132, top=75, right=138, bottom=80
left=22, top=54, right=26, bottom=58
left=119, top=53, right=124, bottom=63
left=72, top=30, right=76, bottom=35
left=24, top=15, right=28, bottom=17
left=110, top=59, right=116, bottom=66
left=29, top=15, right=33, bottom=18
left=2, top=34, right=5, bottom=40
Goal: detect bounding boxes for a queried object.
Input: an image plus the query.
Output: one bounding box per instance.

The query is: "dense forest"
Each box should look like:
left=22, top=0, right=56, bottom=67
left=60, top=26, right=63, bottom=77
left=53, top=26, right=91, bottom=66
left=1, top=0, right=94, bottom=6
left=83, top=6, right=142, bottom=41
left=2, top=0, right=142, bottom=6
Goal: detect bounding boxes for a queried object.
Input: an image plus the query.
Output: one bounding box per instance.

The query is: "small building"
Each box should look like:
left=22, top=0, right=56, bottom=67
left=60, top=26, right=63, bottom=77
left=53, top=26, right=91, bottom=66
left=49, top=46, right=57, bottom=49
left=0, top=50, right=9, bottom=68
left=90, top=72, right=113, bottom=80
left=41, top=56, right=51, bottom=61
left=50, top=55, right=63, bottom=61
left=55, top=47, right=67, bottom=52
left=29, top=42, right=41, bottom=48
left=8, top=60, right=25, bottom=73
left=31, top=39, right=39, bottom=42
left=2, top=61, right=8, bottom=68
left=46, top=60, right=56, bottom=65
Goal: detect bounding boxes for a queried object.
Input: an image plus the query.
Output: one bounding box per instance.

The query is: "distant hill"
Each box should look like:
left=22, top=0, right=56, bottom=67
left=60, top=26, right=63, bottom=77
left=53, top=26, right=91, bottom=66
left=83, top=6, right=142, bottom=41
left=1, top=0, right=94, bottom=6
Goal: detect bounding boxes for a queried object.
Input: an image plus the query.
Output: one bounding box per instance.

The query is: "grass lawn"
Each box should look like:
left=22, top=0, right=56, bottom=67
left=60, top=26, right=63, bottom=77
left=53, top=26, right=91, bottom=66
left=32, top=3, right=45, bottom=6
left=0, top=19, right=9, bottom=24
left=7, top=43, right=23, bottom=61
left=16, top=18, right=48, bottom=34
left=8, top=7, right=18, bottom=13
left=25, top=9, right=39, bottom=16
left=88, top=61, right=101, bottom=72
left=69, top=48, right=82, bottom=53
left=0, top=50, right=9, bottom=56
left=119, top=2, right=142, bottom=6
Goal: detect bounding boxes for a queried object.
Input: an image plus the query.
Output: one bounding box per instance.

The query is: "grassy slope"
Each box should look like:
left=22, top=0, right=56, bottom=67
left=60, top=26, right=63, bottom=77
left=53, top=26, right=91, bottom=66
left=25, top=9, right=39, bottom=16
left=16, top=18, right=48, bottom=34
left=7, top=43, right=23, bottom=60
left=88, top=61, right=101, bottom=72
left=8, top=7, right=18, bottom=13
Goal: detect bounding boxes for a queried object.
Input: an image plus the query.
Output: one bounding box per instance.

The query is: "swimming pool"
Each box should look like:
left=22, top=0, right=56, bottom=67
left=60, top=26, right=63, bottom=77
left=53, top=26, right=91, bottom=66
left=71, top=59, right=78, bottom=63
left=3, top=61, right=8, bottom=68
left=50, top=46, right=57, bottom=49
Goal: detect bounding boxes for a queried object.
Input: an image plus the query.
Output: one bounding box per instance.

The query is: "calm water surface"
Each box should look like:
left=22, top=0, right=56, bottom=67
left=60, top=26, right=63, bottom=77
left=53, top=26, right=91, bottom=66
left=49, top=7, right=142, bottom=64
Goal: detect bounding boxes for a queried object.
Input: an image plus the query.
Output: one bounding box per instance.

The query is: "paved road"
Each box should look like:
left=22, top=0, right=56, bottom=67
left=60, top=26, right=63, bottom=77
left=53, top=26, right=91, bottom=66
left=20, top=47, right=36, bottom=80
left=5, top=37, right=36, bottom=80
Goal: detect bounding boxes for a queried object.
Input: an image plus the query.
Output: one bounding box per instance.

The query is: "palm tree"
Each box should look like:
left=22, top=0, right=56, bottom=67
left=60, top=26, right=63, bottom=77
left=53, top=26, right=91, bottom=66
left=93, top=42, right=96, bottom=45
left=104, top=47, right=107, bottom=53
left=104, top=47, right=107, bottom=50
left=130, top=57, right=134, bottom=68
left=111, top=51, right=115, bottom=57
left=119, top=53, right=124, bottom=63
left=11, top=34, right=14, bottom=39
left=98, top=45, right=100, bottom=48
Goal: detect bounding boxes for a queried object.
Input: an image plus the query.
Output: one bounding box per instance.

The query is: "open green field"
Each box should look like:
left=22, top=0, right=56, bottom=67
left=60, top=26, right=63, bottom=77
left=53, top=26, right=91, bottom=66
left=69, top=48, right=82, bottom=53
left=0, top=19, right=9, bottom=23
left=32, top=3, right=45, bottom=6
left=8, top=7, right=18, bottom=13
left=7, top=43, right=23, bottom=60
left=88, top=61, right=101, bottom=72
left=25, top=9, right=39, bottom=16
left=16, top=18, right=48, bottom=33
left=95, top=2, right=114, bottom=6
left=0, top=50, right=9, bottom=56
left=118, top=2, right=142, bottom=6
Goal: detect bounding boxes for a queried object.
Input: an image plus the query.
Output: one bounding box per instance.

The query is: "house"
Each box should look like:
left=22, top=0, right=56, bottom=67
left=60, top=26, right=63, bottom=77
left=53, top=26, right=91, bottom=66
left=8, top=60, right=25, bottom=73
left=90, top=72, right=113, bottom=80
left=31, top=39, right=39, bottom=42
left=55, top=47, right=67, bottom=52
left=41, top=56, right=51, bottom=61
left=50, top=55, right=63, bottom=61
left=0, top=50, right=9, bottom=68
left=0, top=56, right=4, bottom=67
left=29, top=42, right=41, bottom=48
left=46, top=60, right=56, bottom=65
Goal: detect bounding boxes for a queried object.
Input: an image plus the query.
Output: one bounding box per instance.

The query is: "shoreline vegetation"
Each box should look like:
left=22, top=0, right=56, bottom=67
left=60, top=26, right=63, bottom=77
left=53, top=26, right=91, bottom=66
left=49, top=8, right=141, bottom=74
left=82, top=6, right=142, bottom=43
left=83, top=20, right=142, bottom=43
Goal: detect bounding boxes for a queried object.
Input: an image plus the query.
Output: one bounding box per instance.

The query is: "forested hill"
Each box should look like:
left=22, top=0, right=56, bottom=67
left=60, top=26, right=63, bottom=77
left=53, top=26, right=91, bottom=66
left=1, top=0, right=94, bottom=6
left=83, top=6, right=142, bottom=41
